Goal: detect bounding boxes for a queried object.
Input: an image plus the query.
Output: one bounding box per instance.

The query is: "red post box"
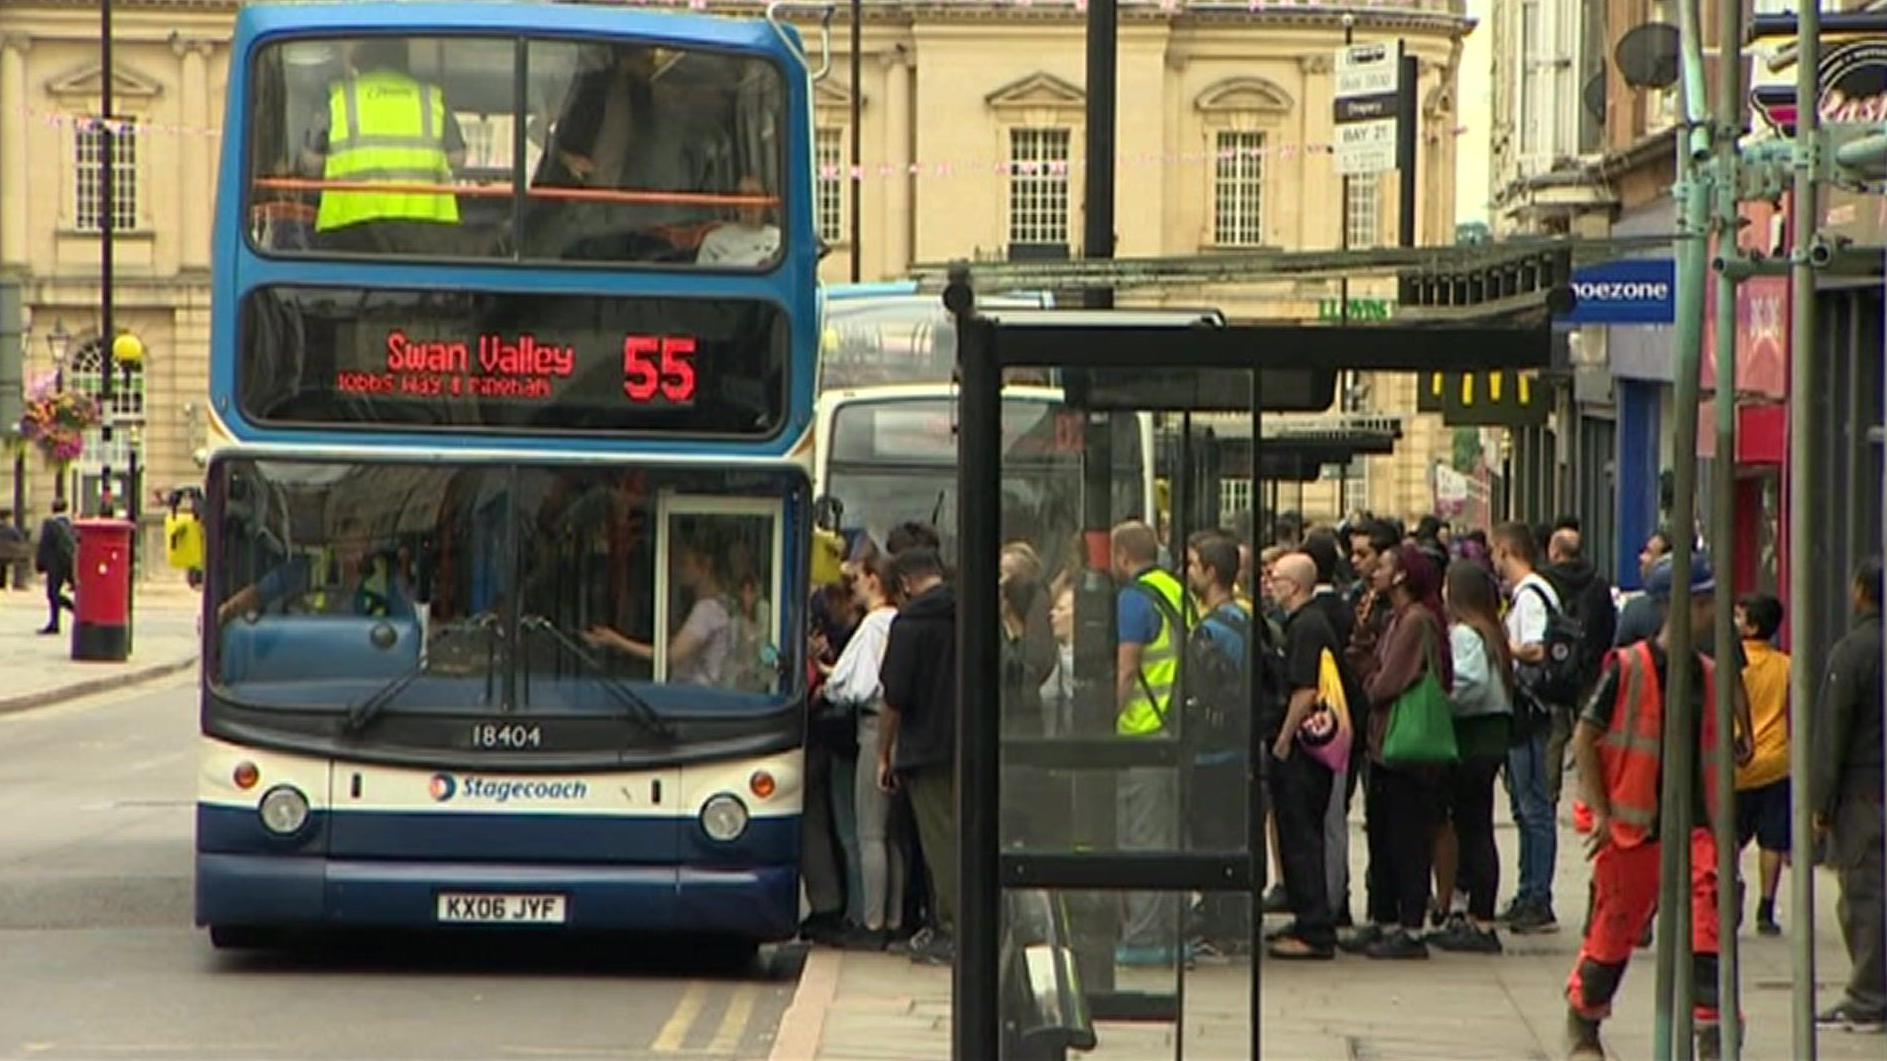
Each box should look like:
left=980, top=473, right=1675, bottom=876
left=72, top=518, right=135, bottom=662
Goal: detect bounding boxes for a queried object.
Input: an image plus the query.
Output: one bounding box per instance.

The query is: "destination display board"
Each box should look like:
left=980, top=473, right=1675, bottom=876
left=239, top=287, right=787, bottom=437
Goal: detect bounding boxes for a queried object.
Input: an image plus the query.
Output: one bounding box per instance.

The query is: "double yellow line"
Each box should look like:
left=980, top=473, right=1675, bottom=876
left=650, top=981, right=759, bottom=1056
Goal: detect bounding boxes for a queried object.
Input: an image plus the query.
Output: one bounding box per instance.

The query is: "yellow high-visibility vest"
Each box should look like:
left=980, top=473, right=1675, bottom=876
left=1118, top=568, right=1185, bottom=737
left=315, top=71, right=459, bottom=232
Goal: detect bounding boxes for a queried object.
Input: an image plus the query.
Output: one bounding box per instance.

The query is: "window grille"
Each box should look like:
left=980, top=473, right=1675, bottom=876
left=816, top=127, right=845, bottom=244
left=67, top=338, right=145, bottom=503
left=75, top=119, right=138, bottom=232
left=1345, top=172, right=1380, bottom=249
left=1212, top=130, right=1265, bottom=247
left=1007, top=127, right=1071, bottom=247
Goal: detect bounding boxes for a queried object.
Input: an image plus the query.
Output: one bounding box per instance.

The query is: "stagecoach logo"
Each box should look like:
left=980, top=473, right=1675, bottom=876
left=429, top=773, right=589, bottom=804
left=1753, top=37, right=1887, bottom=136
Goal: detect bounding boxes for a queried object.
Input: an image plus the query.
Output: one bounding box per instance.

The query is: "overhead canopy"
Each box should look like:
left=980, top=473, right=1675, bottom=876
left=942, top=241, right=1572, bottom=414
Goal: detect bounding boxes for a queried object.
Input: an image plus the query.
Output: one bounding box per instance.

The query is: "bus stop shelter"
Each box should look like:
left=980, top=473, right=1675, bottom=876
left=941, top=246, right=1572, bottom=1059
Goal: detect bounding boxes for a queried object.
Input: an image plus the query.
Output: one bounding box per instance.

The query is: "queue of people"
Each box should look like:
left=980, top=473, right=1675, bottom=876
left=792, top=510, right=1886, bottom=1055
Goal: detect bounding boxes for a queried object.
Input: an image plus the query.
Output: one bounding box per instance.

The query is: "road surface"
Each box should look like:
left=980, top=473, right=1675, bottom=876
left=0, top=674, right=803, bottom=1059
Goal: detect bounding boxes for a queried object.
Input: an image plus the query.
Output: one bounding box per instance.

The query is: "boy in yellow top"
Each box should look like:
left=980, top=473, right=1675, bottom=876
left=1733, top=593, right=1792, bottom=936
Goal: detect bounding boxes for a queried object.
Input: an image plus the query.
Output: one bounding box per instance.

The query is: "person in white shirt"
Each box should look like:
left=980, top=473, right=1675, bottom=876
left=1492, top=522, right=1561, bottom=935
left=826, top=551, right=904, bottom=948
left=695, top=174, right=780, bottom=266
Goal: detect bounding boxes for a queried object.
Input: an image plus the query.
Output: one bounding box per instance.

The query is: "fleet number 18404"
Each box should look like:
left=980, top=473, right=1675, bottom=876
left=470, top=724, right=542, bottom=749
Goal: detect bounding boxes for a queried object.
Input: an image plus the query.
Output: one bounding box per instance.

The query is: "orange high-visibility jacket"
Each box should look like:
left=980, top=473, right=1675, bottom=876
left=1598, top=640, right=1719, bottom=849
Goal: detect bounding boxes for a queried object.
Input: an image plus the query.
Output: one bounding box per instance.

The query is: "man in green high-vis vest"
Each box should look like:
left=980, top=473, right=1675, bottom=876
left=1111, top=519, right=1186, bottom=966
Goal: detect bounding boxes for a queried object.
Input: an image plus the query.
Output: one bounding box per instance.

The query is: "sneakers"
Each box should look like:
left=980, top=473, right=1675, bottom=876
left=910, top=932, right=956, bottom=966
left=1817, top=1001, right=1887, bottom=1034
left=1336, top=923, right=1383, bottom=955
left=1497, top=897, right=1529, bottom=923
left=1508, top=901, right=1560, bottom=935
left=1363, top=927, right=1428, bottom=960
left=1114, top=943, right=1189, bottom=968
left=836, top=925, right=888, bottom=951
left=900, top=926, right=935, bottom=955
left=1754, top=897, right=1781, bottom=936
left=798, top=911, right=845, bottom=945
left=1429, top=915, right=1503, bottom=954
left=1261, top=883, right=1290, bottom=915
left=1565, top=1010, right=1606, bottom=1060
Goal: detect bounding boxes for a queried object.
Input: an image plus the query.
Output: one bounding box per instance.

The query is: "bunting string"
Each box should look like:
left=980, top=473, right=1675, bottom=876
left=23, top=108, right=1468, bottom=184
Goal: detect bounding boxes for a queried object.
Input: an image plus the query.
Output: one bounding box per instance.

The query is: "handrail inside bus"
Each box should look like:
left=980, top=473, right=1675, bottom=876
left=251, top=177, right=778, bottom=209
left=764, top=1, right=835, bottom=81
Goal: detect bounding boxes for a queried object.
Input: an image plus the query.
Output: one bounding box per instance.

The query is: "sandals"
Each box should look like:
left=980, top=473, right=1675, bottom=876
left=1266, top=934, right=1335, bottom=960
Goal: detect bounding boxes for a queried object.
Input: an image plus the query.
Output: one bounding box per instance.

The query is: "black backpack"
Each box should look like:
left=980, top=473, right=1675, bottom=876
left=1183, top=604, right=1273, bottom=752
left=1517, top=583, right=1586, bottom=708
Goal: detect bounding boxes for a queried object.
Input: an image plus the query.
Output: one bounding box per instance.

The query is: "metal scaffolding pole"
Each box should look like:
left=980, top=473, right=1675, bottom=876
left=1786, top=2, right=1822, bottom=1056
left=1655, top=2, right=1714, bottom=1057
left=1709, top=0, right=1745, bottom=1055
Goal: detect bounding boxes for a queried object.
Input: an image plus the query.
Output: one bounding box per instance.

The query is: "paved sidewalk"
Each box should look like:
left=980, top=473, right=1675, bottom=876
left=771, top=805, right=1884, bottom=1060
left=0, top=573, right=201, bottom=713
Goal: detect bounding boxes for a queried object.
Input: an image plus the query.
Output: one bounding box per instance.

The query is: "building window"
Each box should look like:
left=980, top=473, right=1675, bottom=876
left=1007, top=127, right=1071, bottom=248
left=1212, top=130, right=1265, bottom=247
left=75, top=119, right=138, bottom=233
left=1219, top=478, right=1252, bottom=526
left=1518, top=0, right=1542, bottom=160
left=1345, top=173, right=1380, bottom=249
left=68, top=338, right=145, bottom=511
left=816, top=126, right=845, bottom=244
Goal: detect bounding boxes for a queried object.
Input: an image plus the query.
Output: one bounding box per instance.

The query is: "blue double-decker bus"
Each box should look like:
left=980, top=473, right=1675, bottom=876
left=195, top=2, right=824, bottom=951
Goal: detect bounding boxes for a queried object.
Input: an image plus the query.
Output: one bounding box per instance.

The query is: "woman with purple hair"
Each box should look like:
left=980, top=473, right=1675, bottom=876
left=1352, top=543, right=1454, bottom=959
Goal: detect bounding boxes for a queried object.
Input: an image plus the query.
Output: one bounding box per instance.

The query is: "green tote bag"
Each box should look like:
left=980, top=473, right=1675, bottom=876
left=1382, top=622, right=1460, bottom=765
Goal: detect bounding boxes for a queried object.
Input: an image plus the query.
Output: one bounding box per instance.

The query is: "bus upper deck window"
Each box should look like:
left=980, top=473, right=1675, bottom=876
left=247, top=35, right=785, bottom=268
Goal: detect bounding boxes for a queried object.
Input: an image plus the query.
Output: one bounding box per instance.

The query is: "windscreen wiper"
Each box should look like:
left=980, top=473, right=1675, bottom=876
left=519, top=615, right=674, bottom=741
left=344, top=614, right=499, bottom=734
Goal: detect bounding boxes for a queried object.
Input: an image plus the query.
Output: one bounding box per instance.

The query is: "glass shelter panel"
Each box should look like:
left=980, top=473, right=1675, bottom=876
left=987, top=368, right=1263, bottom=1059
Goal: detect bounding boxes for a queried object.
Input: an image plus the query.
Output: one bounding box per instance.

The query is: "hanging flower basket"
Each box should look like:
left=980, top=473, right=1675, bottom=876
left=16, top=373, right=102, bottom=468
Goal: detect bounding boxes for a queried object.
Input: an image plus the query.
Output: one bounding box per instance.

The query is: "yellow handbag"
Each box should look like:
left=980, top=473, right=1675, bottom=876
left=1296, top=648, right=1354, bottom=771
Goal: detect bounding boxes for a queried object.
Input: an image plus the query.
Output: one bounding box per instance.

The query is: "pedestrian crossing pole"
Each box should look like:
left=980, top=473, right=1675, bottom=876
left=1783, top=2, right=1822, bottom=1057
left=1708, top=0, right=1746, bottom=1055
left=1653, top=1, right=1714, bottom=1056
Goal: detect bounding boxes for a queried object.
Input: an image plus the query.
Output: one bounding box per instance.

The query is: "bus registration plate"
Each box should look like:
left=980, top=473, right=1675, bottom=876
left=436, top=893, right=566, bottom=924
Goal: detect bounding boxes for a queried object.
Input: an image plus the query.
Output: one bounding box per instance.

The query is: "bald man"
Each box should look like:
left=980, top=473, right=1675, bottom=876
left=1541, top=526, right=1617, bottom=808
left=1264, top=551, right=1342, bottom=958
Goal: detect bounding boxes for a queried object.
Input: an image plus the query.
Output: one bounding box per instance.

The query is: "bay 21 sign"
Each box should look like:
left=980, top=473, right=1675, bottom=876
left=1561, top=259, right=1676, bottom=326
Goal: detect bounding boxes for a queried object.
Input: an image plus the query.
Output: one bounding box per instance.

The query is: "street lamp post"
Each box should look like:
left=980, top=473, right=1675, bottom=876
left=45, top=319, right=71, bottom=504
left=98, top=0, right=117, bottom=520
left=112, top=332, right=143, bottom=528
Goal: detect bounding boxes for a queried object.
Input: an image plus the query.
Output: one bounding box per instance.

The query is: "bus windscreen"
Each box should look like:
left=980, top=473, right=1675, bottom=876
left=238, top=286, right=787, bottom=436
left=246, top=36, right=785, bottom=267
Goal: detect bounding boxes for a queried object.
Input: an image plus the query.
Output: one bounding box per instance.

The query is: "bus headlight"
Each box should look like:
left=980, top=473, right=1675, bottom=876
left=700, top=794, right=749, bottom=842
left=258, top=785, right=311, bottom=836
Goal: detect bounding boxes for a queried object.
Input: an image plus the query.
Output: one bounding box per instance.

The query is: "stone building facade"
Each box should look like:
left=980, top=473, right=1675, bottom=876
left=1, top=0, right=1473, bottom=543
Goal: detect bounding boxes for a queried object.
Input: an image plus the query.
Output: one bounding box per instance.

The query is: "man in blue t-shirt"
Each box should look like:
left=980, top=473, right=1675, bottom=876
left=1185, top=529, right=1253, bottom=953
